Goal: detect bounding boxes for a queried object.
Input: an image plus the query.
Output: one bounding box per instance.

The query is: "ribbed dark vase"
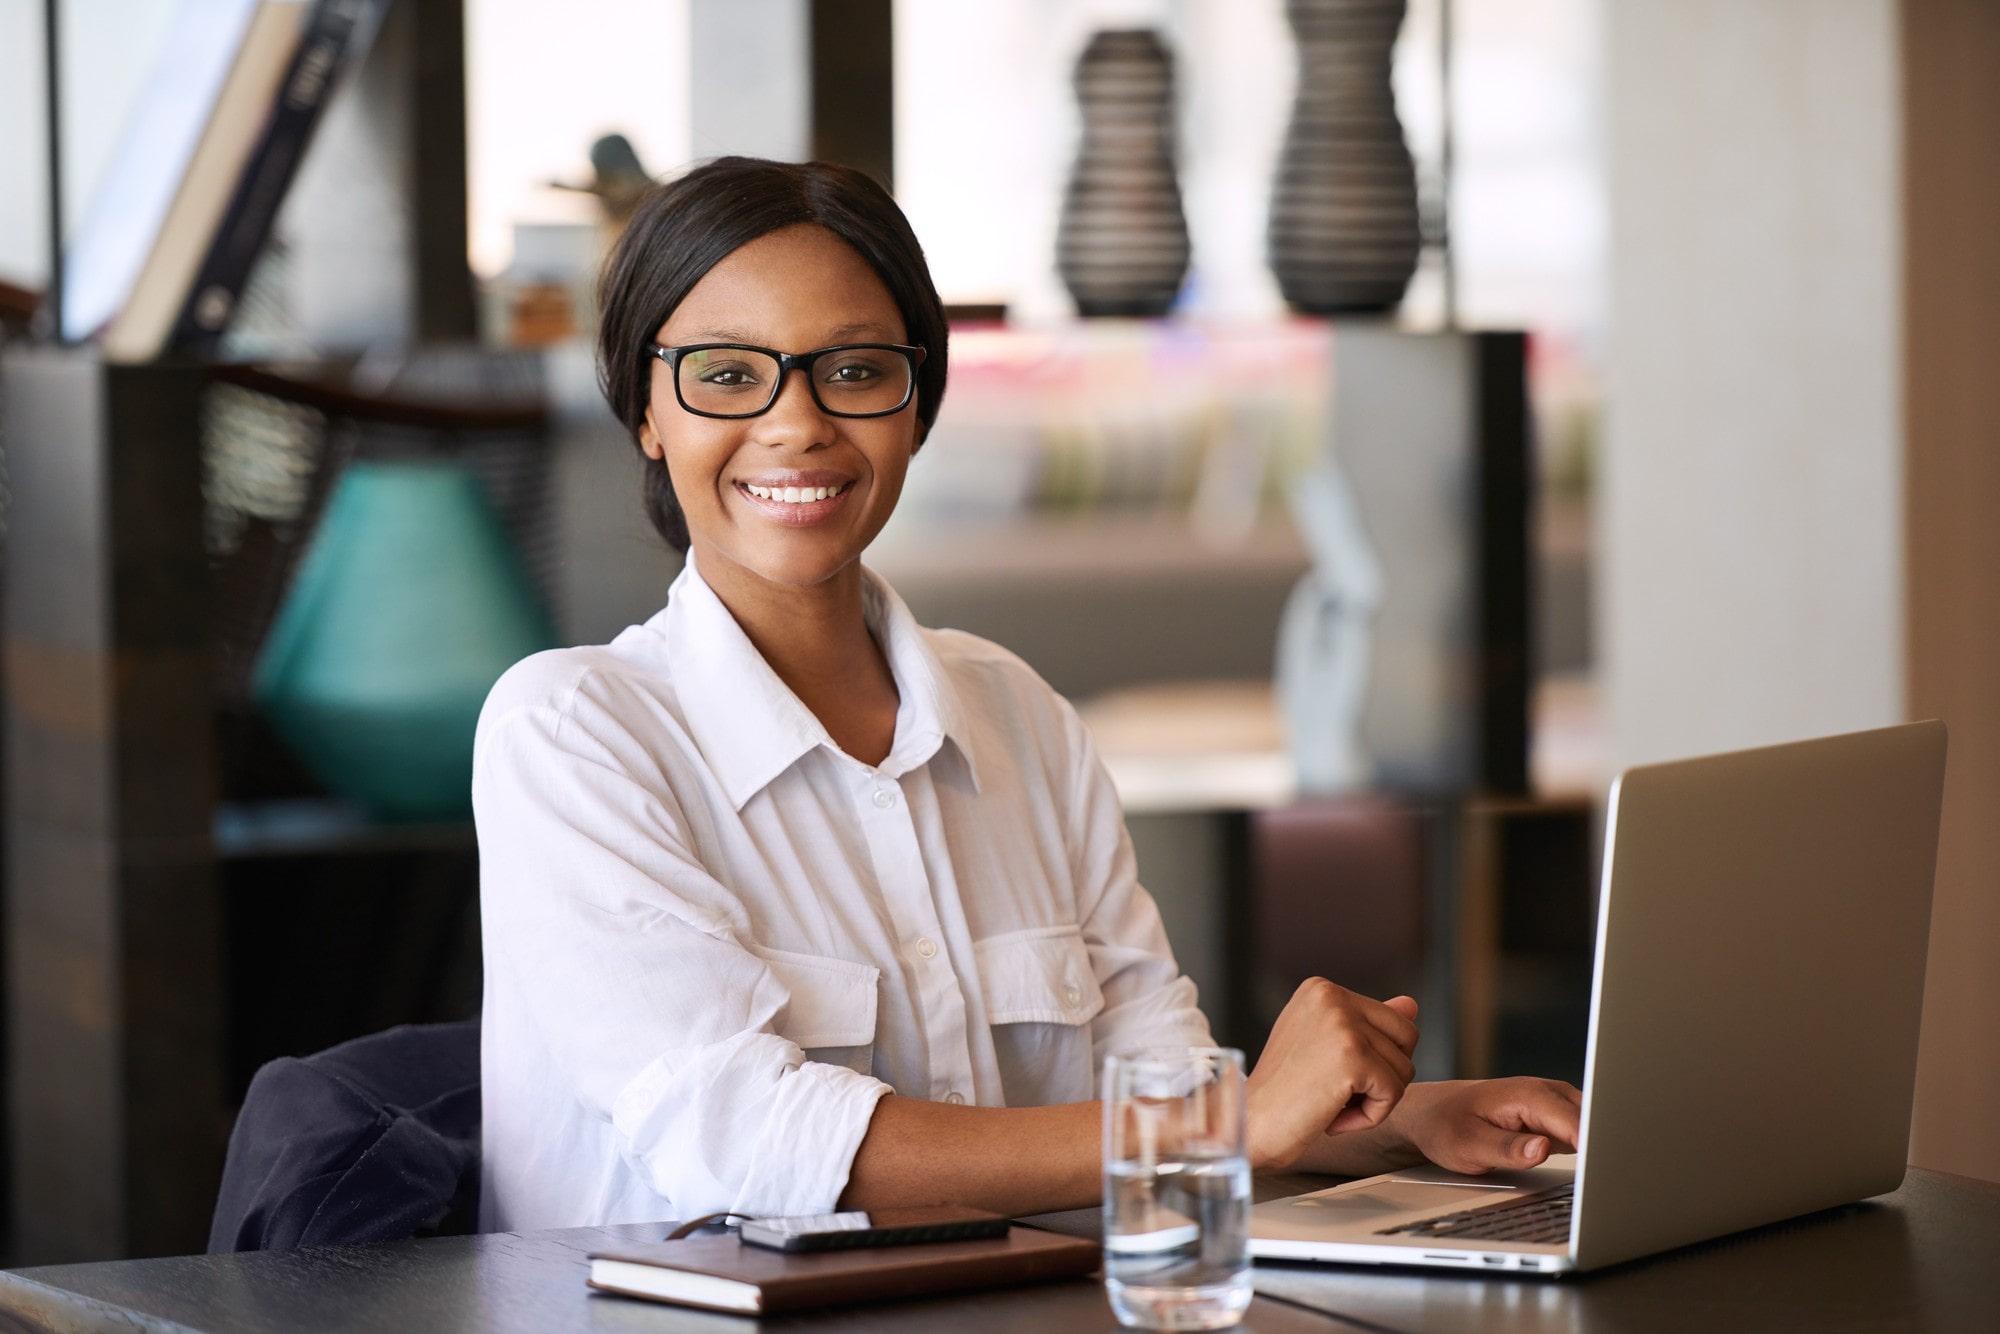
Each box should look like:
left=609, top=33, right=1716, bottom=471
left=1268, top=0, right=1421, bottom=313
left=1057, top=28, right=1191, bottom=318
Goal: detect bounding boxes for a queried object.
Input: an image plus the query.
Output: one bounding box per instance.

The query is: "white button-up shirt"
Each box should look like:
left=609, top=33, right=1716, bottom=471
left=474, top=556, right=1211, bottom=1233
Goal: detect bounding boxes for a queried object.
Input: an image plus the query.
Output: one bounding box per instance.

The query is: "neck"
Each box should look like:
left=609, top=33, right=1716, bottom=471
left=692, top=546, right=901, bottom=766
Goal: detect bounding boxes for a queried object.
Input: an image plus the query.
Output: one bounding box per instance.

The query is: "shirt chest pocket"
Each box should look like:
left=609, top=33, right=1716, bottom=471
left=754, top=945, right=881, bottom=1077
left=979, top=921, right=1104, bottom=1023
left=977, top=927, right=1104, bottom=1105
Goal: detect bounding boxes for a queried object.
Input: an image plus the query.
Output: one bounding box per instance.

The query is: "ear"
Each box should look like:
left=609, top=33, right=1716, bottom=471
left=638, top=408, right=665, bottom=461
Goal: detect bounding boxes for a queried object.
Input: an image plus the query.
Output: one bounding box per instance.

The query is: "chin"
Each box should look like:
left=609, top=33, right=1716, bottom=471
left=724, top=543, right=863, bottom=591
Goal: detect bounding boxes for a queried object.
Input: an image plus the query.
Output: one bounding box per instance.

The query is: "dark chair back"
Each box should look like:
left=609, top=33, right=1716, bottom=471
left=210, top=1018, right=481, bottom=1252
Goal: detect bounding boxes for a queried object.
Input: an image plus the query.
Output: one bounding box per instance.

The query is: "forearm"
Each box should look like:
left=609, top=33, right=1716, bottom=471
left=839, top=1095, right=1102, bottom=1216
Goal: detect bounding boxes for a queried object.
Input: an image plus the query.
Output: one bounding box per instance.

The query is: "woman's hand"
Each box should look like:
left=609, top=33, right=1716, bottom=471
left=1387, top=1078, right=1583, bottom=1174
left=1246, top=978, right=1421, bottom=1171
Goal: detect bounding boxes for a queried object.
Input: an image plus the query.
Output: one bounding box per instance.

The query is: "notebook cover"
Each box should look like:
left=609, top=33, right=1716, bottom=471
left=587, top=1226, right=1101, bottom=1315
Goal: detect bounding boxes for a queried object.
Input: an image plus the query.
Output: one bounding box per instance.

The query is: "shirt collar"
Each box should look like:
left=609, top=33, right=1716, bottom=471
left=659, top=554, right=983, bottom=811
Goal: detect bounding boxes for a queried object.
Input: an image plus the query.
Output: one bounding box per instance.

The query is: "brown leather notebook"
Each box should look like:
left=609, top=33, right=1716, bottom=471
left=587, top=1226, right=1101, bottom=1315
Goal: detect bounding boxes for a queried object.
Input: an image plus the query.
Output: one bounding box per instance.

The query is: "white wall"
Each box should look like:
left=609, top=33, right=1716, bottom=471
left=1443, top=0, right=1603, bottom=338
left=1602, top=0, right=1903, bottom=769
left=688, top=0, right=809, bottom=166
left=466, top=0, right=691, bottom=278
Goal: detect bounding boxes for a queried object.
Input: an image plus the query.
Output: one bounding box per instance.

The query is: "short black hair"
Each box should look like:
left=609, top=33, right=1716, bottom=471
left=596, top=156, right=950, bottom=551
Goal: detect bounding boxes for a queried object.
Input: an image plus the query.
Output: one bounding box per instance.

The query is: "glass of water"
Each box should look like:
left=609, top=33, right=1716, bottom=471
left=1103, top=1046, right=1253, bottom=1330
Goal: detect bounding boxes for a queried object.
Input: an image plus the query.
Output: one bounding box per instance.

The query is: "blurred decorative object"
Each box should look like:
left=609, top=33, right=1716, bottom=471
left=252, top=459, right=555, bottom=821
left=1056, top=29, right=1191, bottom=318
left=550, top=131, right=656, bottom=223
left=1267, top=0, right=1422, bottom=314
left=1324, top=329, right=1530, bottom=794
left=520, top=131, right=654, bottom=344
left=1275, top=461, right=1380, bottom=793
left=586, top=133, right=656, bottom=220
left=204, top=350, right=556, bottom=816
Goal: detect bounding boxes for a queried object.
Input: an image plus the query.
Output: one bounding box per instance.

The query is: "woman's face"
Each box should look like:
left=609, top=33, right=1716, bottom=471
left=639, top=224, right=919, bottom=598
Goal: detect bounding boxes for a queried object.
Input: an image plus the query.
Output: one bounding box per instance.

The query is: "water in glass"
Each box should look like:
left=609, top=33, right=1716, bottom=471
left=1103, top=1048, right=1253, bottom=1330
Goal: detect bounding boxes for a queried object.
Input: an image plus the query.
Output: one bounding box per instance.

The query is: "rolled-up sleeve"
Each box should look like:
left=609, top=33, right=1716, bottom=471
left=1057, top=703, right=1217, bottom=1076
left=475, top=695, right=890, bottom=1218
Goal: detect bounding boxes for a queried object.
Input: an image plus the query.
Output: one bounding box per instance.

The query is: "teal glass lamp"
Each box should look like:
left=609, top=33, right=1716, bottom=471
left=253, top=460, right=556, bottom=820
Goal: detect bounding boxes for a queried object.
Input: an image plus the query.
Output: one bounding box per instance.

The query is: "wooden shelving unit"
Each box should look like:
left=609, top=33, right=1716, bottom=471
left=2, top=350, right=222, bottom=1262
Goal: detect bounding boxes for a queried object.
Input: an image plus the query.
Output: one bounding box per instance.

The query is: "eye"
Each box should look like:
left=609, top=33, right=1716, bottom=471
left=819, top=354, right=893, bottom=385
left=696, top=362, right=763, bottom=387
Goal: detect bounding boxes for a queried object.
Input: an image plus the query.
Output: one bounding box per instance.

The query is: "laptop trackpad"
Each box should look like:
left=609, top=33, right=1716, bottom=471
left=1272, top=1179, right=1517, bottom=1223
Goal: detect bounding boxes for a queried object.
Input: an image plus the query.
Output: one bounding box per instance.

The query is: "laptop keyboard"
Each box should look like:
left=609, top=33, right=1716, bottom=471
left=1375, top=1182, right=1574, bottom=1245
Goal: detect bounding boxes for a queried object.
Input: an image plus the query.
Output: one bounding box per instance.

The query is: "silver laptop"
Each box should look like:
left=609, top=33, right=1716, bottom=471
left=1250, top=721, right=1947, bottom=1275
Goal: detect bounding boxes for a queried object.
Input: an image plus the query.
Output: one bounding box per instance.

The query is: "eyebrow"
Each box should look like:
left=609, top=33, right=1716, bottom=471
left=677, top=322, right=901, bottom=345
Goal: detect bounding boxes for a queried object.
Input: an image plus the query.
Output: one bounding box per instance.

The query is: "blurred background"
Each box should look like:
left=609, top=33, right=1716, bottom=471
left=0, top=0, right=1993, bottom=1267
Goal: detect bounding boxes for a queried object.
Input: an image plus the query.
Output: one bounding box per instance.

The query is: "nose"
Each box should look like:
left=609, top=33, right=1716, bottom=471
left=752, top=363, right=833, bottom=448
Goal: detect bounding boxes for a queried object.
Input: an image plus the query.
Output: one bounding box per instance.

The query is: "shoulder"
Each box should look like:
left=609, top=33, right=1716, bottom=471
left=923, top=626, right=1072, bottom=716
left=475, top=629, right=685, bottom=768
left=481, top=644, right=626, bottom=717
left=919, top=624, right=1096, bottom=772
left=480, top=642, right=651, bottom=725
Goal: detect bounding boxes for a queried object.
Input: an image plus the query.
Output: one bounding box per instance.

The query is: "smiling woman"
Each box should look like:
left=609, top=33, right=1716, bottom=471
left=471, top=156, right=1580, bottom=1239
left=595, top=159, right=950, bottom=553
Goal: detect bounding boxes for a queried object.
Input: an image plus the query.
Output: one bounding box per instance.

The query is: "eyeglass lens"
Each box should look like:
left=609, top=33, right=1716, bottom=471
left=677, top=347, right=913, bottom=417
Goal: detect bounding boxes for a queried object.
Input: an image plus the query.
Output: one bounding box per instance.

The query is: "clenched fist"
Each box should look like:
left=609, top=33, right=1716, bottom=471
left=1246, top=978, right=1421, bottom=1171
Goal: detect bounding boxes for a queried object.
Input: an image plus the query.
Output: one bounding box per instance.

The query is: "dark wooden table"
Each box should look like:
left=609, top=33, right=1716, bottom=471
left=0, top=1218, right=1336, bottom=1334
left=3, top=1169, right=1996, bottom=1333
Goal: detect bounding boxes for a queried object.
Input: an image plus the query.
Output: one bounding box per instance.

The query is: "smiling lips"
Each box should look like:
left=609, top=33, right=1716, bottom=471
left=734, top=478, right=855, bottom=523
left=743, top=482, right=849, bottom=504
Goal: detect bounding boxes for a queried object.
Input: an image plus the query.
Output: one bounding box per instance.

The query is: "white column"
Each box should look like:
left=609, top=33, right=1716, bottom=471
left=1601, top=0, right=1903, bottom=769
left=689, top=0, right=811, bottom=163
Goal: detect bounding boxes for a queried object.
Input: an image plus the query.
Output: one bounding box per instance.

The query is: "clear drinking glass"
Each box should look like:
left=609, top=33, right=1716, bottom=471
left=1102, top=1047, right=1253, bottom=1330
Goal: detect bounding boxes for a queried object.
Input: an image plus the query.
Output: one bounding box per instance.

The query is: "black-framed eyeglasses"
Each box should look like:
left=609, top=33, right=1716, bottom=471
left=646, top=342, right=926, bottom=419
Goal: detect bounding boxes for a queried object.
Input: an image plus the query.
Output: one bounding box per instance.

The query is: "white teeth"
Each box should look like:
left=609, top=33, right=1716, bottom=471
left=743, top=482, right=846, bottom=504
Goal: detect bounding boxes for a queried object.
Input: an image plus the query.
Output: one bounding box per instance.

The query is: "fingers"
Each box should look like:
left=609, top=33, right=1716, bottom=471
left=1488, top=1078, right=1582, bottom=1153
left=1358, top=1022, right=1416, bottom=1089
left=1419, top=1078, right=1585, bottom=1174
left=1364, top=993, right=1421, bottom=1055
left=1283, top=978, right=1419, bottom=1053
left=1427, top=1117, right=1557, bottom=1175
left=1320, top=992, right=1416, bottom=1128
left=1326, top=1046, right=1411, bottom=1133
left=1328, top=1097, right=1383, bottom=1134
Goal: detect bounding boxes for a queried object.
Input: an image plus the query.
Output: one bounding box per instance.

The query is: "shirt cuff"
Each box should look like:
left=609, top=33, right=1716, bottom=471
left=731, top=1060, right=892, bottom=1217
left=609, top=1037, right=891, bottom=1218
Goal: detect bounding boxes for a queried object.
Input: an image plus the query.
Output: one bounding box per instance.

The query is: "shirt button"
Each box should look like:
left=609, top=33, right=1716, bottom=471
left=871, top=788, right=896, bottom=809
left=944, top=1091, right=966, bottom=1105
left=1064, top=985, right=1082, bottom=1006
left=916, top=937, right=938, bottom=959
